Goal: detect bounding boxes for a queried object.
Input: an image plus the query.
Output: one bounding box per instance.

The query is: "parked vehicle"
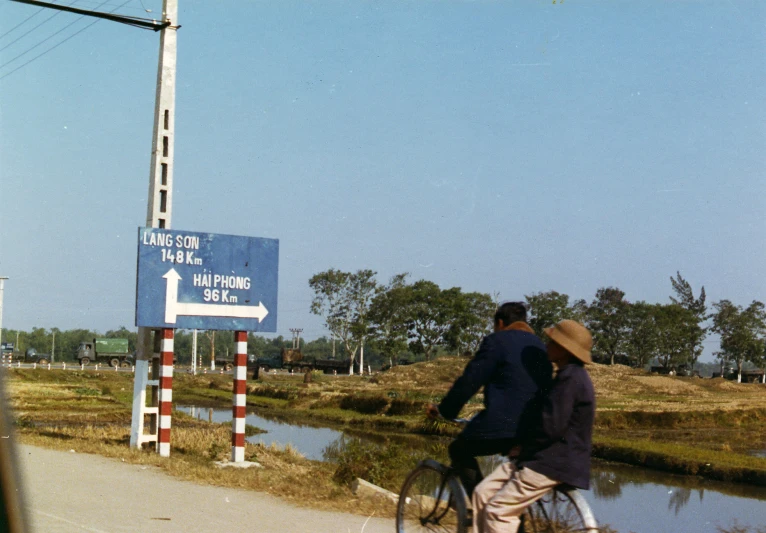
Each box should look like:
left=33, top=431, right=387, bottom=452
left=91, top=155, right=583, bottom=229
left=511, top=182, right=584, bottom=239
left=257, top=348, right=350, bottom=374
left=17, top=348, right=53, bottom=365
left=650, top=364, right=700, bottom=377
left=214, top=354, right=258, bottom=372
left=0, top=342, right=13, bottom=357
left=712, top=368, right=765, bottom=383
left=77, top=338, right=132, bottom=367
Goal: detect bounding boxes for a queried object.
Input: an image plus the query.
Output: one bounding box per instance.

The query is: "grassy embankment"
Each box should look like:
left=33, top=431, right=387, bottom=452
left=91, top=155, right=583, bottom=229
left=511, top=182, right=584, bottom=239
left=239, top=359, right=766, bottom=485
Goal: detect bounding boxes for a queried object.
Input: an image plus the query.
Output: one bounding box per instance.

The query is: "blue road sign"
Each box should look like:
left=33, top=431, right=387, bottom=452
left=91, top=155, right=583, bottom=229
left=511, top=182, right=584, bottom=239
left=135, top=227, right=279, bottom=331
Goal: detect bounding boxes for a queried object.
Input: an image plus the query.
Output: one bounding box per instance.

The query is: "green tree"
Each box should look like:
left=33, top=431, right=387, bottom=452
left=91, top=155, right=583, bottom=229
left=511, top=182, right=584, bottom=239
left=624, top=301, right=659, bottom=369
left=399, top=280, right=456, bottom=361
left=173, top=330, right=192, bottom=365
left=445, top=290, right=496, bottom=356
left=711, top=300, right=766, bottom=383
left=309, top=269, right=379, bottom=374
left=669, top=272, right=708, bottom=370
left=248, top=334, right=284, bottom=359
left=26, top=327, right=49, bottom=355
left=526, top=291, right=587, bottom=340
left=348, top=269, right=379, bottom=374
left=302, top=336, right=333, bottom=359
left=587, top=287, right=630, bottom=365
left=368, top=273, right=411, bottom=366
left=653, top=304, right=695, bottom=370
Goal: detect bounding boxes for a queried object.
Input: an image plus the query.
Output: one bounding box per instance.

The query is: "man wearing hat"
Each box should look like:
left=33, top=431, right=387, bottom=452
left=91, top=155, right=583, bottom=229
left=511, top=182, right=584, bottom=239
left=471, top=319, right=595, bottom=533
left=426, top=301, right=553, bottom=499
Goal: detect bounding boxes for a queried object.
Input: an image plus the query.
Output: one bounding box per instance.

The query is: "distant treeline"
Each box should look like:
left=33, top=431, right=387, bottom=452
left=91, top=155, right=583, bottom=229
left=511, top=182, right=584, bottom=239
left=306, top=269, right=765, bottom=380
left=3, top=271, right=764, bottom=379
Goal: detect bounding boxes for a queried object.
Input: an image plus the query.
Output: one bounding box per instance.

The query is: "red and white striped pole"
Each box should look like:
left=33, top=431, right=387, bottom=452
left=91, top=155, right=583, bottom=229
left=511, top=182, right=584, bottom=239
left=158, top=328, right=174, bottom=457
left=231, top=330, right=247, bottom=462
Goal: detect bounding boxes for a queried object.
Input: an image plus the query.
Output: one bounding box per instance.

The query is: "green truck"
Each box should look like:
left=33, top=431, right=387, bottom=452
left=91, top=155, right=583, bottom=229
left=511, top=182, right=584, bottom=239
left=76, top=338, right=132, bottom=367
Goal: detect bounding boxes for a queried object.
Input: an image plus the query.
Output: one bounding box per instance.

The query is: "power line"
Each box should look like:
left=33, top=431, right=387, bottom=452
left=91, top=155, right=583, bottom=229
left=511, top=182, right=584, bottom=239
left=0, top=7, right=45, bottom=41
left=0, top=4, right=104, bottom=70
left=0, top=0, right=131, bottom=82
left=0, top=3, right=70, bottom=53
left=68, top=0, right=152, bottom=11
left=9, top=1, right=167, bottom=30
left=133, top=0, right=153, bottom=13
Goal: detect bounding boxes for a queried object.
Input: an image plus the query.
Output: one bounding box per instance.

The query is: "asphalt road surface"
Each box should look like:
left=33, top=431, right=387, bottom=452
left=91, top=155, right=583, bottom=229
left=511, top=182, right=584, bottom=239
left=18, top=445, right=392, bottom=533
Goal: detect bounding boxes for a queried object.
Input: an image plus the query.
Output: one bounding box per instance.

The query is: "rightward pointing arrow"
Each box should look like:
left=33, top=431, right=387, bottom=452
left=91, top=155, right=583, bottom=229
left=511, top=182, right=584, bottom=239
left=163, top=268, right=269, bottom=324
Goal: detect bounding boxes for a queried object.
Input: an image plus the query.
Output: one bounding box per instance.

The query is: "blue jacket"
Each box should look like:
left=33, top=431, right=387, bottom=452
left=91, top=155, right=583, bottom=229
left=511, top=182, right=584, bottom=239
left=437, top=323, right=552, bottom=440
left=519, top=363, right=595, bottom=489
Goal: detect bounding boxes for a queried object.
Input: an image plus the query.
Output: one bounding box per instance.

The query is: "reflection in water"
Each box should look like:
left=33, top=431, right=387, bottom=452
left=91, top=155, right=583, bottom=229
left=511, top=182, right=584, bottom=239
left=590, top=461, right=766, bottom=532
left=593, top=468, right=696, bottom=516
left=592, top=470, right=622, bottom=501
left=668, top=488, right=691, bottom=516
left=177, top=405, right=346, bottom=460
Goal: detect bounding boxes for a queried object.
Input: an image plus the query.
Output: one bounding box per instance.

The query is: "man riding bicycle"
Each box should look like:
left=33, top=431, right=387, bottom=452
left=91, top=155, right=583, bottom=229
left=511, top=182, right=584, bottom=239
left=426, top=301, right=552, bottom=499
left=472, top=319, right=595, bottom=533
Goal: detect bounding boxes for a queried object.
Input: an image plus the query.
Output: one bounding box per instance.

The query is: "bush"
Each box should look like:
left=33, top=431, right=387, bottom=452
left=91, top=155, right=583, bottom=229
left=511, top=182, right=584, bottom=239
left=387, top=398, right=428, bottom=416
left=74, top=387, right=101, bottom=396
left=247, top=385, right=299, bottom=401
left=324, top=437, right=416, bottom=491
left=208, top=380, right=228, bottom=391
left=309, top=396, right=343, bottom=410
left=339, top=394, right=390, bottom=414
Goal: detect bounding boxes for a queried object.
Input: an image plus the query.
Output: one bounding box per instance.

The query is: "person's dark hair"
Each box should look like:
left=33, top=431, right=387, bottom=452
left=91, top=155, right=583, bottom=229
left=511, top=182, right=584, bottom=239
left=494, top=301, right=527, bottom=326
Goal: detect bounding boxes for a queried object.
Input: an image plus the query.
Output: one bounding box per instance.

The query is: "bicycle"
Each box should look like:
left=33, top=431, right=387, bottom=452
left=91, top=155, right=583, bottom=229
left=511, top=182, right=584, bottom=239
left=395, top=421, right=598, bottom=533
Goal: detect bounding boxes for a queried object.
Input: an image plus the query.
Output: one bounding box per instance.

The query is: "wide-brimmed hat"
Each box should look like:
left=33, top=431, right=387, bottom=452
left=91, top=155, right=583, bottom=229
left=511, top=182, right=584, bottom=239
left=544, top=320, right=593, bottom=364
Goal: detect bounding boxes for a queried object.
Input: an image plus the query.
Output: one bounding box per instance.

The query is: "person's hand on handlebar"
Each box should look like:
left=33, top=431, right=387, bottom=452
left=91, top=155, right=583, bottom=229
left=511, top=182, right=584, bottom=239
left=426, top=404, right=440, bottom=419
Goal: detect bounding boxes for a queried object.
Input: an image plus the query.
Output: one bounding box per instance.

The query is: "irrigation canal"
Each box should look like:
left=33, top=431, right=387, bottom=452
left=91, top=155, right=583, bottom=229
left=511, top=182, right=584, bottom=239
left=177, top=405, right=766, bottom=533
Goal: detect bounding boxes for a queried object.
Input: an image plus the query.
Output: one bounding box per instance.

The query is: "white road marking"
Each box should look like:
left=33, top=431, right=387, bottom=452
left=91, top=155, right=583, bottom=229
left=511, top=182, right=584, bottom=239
left=35, top=510, right=111, bottom=533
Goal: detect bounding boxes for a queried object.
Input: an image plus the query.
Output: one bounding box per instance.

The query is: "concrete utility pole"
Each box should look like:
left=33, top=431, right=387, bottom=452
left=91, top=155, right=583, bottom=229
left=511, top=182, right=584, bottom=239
left=10, top=0, right=175, bottom=454
left=289, top=328, right=303, bottom=350
left=131, top=0, right=179, bottom=449
left=0, top=277, right=8, bottom=349
left=191, top=329, right=197, bottom=374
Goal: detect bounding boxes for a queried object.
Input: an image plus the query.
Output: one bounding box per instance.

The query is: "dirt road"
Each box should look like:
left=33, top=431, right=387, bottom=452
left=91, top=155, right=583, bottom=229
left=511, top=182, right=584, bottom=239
left=17, top=445, right=392, bottom=533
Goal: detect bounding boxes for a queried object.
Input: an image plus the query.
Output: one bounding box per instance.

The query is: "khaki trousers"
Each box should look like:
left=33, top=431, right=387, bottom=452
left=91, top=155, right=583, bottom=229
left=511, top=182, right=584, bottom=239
left=472, top=462, right=559, bottom=533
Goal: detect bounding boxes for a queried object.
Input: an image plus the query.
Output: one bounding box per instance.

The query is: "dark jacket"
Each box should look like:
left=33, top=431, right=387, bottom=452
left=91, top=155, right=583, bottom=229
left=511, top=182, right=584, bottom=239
left=437, top=323, right=552, bottom=441
left=519, top=363, right=595, bottom=490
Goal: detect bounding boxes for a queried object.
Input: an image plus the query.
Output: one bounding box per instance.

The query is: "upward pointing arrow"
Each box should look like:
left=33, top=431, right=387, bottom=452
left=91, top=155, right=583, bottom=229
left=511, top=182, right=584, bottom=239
left=162, top=268, right=269, bottom=324
left=163, top=269, right=182, bottom=323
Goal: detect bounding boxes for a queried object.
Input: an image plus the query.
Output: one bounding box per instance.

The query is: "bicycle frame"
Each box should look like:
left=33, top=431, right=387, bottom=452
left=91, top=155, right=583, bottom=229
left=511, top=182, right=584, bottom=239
left=398, top=458, right=598, bottom=533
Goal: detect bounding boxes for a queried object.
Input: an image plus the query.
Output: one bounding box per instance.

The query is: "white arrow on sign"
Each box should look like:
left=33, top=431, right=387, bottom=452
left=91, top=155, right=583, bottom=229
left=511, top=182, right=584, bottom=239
left=162, top=269, right=269, bottom=324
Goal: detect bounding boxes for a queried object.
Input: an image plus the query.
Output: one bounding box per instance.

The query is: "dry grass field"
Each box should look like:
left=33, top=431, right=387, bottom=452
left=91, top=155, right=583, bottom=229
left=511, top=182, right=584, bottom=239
left=372, top=357, right=766, bottom=412
left=5, top=358, right=766, bottom=512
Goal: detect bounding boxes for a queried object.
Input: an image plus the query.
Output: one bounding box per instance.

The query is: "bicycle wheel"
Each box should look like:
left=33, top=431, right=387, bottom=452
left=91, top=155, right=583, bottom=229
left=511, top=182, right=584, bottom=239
left=397, top=461, right=468, bottom=533
left=522, top=487, right=598, bottom=533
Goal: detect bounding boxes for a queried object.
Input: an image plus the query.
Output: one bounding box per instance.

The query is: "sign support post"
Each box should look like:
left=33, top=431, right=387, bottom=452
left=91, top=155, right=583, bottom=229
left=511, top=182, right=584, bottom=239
left=231, top=331, right=248, bottom=462
left=158, top=328, right=175, bottom=457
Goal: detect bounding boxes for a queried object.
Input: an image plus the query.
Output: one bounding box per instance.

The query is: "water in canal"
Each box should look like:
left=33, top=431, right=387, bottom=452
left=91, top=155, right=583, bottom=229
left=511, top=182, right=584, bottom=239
left=178, top=405, right=343, bottom=461
left=178, top=406, right=766, bottom=532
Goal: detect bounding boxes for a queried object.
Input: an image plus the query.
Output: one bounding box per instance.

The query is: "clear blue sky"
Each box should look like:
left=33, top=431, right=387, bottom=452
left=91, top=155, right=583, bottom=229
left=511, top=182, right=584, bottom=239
left=1, top=1, right=764, bottom=361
